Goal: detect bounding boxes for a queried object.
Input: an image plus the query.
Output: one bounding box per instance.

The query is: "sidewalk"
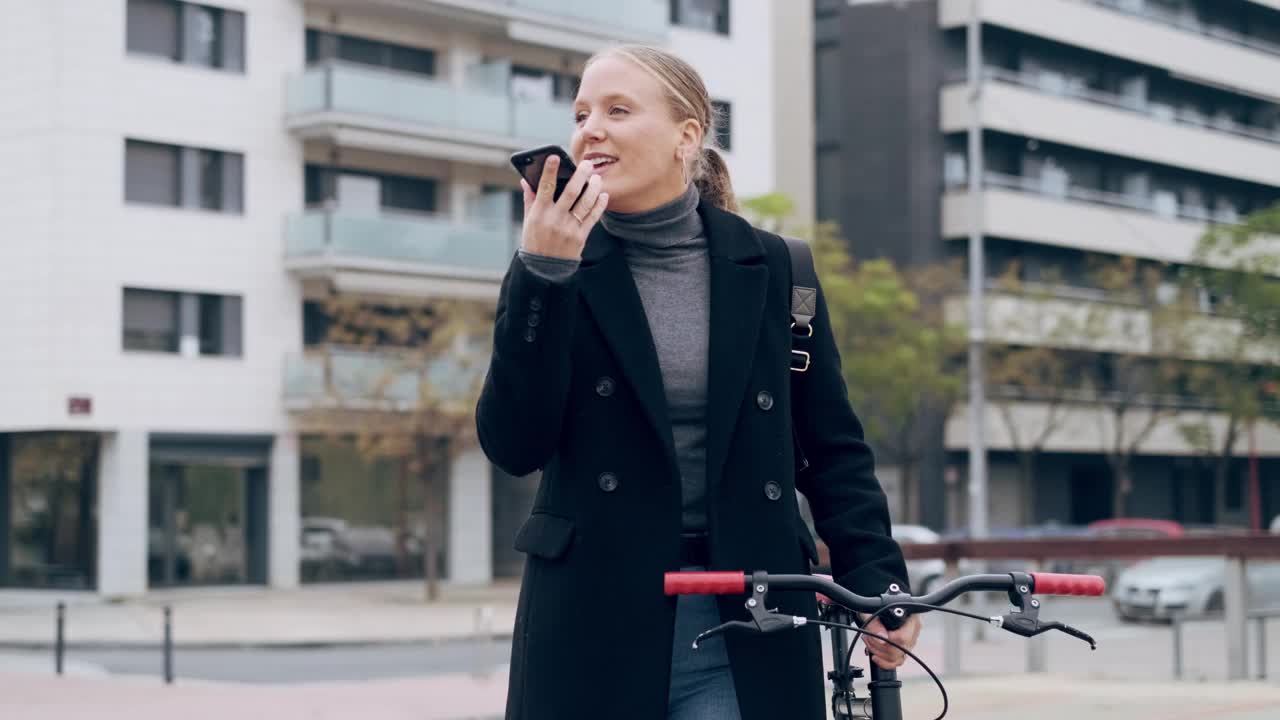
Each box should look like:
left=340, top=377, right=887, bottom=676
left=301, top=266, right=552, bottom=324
left=0, top=581, right=519, bottom=649
left=2, top=669, right=1277, bottom=720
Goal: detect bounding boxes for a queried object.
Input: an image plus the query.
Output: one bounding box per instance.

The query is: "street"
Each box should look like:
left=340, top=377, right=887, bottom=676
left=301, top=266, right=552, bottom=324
left=5, top=595, right=1278, bottom=687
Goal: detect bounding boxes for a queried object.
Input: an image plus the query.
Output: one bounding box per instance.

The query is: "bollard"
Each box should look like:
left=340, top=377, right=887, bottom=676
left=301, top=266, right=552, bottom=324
left=942, top=559, right=962, bottom=675
left=1257, top=617, right=1268, bottom=681
left=55, top=602, right=65, bottom=676
left=1025, top=561, right=1047, bottom=673
left=1172, top=613, right=1183, bottom=680
left=163, top=606, right=173, bottom=685
left=1224, top=556, right=1249, bottom=681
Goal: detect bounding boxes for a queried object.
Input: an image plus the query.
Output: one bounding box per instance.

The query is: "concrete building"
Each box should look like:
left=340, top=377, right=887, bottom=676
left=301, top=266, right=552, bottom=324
left=0, top=0, right=814, bottom=596
left=817, top=0, right=1280, bottom=530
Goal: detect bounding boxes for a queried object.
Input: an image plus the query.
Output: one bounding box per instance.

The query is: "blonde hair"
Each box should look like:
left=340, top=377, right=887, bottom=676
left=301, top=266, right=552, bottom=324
left=585, top=45, right=738, bottom=213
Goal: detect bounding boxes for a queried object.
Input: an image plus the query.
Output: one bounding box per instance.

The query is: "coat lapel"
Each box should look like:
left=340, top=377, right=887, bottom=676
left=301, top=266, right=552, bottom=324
left=577, top=226, right=678, bottom=473
left=701, top=203, right=769, bottom=492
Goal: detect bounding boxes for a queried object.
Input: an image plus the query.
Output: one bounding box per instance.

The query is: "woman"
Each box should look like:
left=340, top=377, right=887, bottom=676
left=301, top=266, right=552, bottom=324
left=477, top=45, right=921, bottom=720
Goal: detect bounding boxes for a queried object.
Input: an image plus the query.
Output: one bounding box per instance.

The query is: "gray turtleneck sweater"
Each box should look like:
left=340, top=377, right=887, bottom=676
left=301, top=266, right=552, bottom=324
left=518, top=185, right=710, bottom=531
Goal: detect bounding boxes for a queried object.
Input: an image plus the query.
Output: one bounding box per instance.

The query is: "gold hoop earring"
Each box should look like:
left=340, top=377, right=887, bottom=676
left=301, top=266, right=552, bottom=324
left=678, top=153, right=689, bottom=186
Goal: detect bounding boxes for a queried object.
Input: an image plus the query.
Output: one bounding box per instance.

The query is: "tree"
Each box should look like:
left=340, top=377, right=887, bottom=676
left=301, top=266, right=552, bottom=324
left=981, top=264, right=1082, bottom=524
left=810, top=222, right=964, bottom=522
left=741, top=194, right=963, bottom=523
left=302, top=294, right=490, bottom=601
left=1176, top=202, right=1280, bottom=524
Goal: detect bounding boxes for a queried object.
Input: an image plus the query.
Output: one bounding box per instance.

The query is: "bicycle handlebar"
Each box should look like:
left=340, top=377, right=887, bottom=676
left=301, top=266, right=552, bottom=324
left=663, top=570, right=1106, bottom=611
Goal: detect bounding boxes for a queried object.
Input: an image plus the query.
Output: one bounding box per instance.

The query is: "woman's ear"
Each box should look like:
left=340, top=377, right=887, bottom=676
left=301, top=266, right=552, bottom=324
left=676, top=117, right=702, bottom=159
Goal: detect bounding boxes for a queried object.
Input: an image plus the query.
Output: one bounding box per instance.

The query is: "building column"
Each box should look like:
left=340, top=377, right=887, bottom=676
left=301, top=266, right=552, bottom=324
left=96, top=430, right=148, bottom=598
left=448, top=447, right=492, bottom=585
left=269, top=432, right=300, bottom=589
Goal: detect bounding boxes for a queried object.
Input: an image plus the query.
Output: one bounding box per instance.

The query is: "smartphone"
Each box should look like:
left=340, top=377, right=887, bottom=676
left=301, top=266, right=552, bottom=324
left=510, top=145, right=577, bottom=202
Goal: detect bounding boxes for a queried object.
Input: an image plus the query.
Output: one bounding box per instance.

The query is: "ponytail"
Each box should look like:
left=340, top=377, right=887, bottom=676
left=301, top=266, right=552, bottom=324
left=694, top=147, right=738, bottom=213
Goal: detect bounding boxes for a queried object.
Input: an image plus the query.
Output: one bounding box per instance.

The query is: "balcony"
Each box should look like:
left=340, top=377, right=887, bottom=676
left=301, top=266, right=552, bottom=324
left=940, top=70, right=1280, bottom=186
left=286, top=62, right=574, bottom=165
left=938, top=0, right=1280, bottom=104
left=285, top=209, right=518, bottom=300
left=943, top=285, right=1280, bottom=364
left=314, top=0, right=668, bottom=50
left=942, top=172, right=1216, bottom=263
left=944, top=398, right=1280, bottom=454
left=284, top=346, right=487, bottom=413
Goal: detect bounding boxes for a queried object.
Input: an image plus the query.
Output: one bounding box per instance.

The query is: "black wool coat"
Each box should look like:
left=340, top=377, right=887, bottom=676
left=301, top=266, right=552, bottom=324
left=476, top=200, right=909, bottom=720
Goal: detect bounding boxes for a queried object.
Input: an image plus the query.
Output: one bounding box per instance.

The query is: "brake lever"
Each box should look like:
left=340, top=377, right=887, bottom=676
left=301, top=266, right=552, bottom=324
left=992, top=572, right=1098, bottom=650
left=692, top=574, right=812, bottom=649
left=692, top=620, right=755, bottom=649
left=993, top=615, right=1097, bottom=650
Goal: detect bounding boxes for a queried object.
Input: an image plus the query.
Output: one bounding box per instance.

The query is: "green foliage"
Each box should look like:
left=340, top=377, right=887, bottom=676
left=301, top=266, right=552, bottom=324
left=1171, top=202, right=1280, bottom=473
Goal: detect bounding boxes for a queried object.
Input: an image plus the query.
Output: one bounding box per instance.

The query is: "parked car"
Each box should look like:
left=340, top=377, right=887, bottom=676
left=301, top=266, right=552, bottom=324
left=892, top=524, right=946, bottom=594
left=1112, top=555, right=1280, bottom=622
left=1071, top=518, right=1185, bottom=587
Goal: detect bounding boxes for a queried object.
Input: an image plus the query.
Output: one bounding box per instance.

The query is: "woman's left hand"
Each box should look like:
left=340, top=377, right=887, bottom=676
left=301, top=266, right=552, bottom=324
left=862, top=614, right=923, bottom=670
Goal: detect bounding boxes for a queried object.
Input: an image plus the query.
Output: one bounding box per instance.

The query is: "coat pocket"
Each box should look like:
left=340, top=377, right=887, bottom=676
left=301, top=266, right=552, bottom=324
left=513, top=511, right=576, bottom=560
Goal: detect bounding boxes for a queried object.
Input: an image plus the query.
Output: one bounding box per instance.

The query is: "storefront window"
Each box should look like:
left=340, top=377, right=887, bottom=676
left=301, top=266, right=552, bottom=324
left=2, top=433, right=98, bottom=589
left=147, top=462, right=265, bottom=587
left=300, top=436, right=448, bottom=583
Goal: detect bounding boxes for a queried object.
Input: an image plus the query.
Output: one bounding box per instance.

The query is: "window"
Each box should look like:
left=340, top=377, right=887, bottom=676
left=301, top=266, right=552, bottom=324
left=124, top=141, right=180, bottom=207
left=670, top=0, right=730, bottom=34
left=711, top=100, right=732, bottom=151
left=123, top=289, right=180, bottom=353
left=126, top=0, right=245, bottom=72
left=125, top=140, right=243, bottom=213
left=511, top=65, right=578, bottom=103
left=305, top=30, right=436, bottom=78
left=304, top=165, right=436, bottom=214
left=123, top=288, right=242, bottom=357
left=197, top=293, right=242, bottom=356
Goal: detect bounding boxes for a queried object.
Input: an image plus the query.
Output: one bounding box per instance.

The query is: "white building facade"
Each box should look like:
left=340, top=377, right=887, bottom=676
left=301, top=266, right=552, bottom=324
left=0, top=0, right=814, bottom=596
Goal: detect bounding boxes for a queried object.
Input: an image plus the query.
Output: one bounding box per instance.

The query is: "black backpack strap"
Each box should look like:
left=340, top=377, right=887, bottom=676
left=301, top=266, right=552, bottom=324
left=784, top=237, right=818, bottom=373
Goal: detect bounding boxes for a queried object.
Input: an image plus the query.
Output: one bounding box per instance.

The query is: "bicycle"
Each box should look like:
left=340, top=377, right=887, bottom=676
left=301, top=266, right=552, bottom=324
left=665, top=569, right=1106, bottom=720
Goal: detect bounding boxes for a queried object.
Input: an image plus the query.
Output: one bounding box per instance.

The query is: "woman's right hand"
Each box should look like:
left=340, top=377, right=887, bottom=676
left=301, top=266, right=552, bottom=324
left=520, top=154, right=609, bottom=260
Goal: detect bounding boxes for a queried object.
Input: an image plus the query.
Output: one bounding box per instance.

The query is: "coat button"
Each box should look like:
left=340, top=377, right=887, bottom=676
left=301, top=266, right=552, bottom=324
left=523, top=327, right=537, bottom=343
left=595, top=377, right=615, bottom=397
left=756, top=391, right=774, bottom=411
left=529, top=297, right=543, bottom=311
left=598, top=472, right=619, bottom=493
left=763, top=481, right=782, bottom=501
left=527, top=312, right=541, bottom=327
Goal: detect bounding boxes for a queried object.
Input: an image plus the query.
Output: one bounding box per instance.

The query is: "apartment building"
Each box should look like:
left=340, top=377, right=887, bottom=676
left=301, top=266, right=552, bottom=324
left=0, top=0, right=813, bottom=596
left=817, top=0, right=1280, bottom=530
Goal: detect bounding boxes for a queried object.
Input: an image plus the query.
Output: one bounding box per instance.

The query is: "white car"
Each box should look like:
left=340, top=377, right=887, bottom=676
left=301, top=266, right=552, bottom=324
left=1111, top=556, right=1280, bottom=622
left=892, top=524, right=945, bottom=594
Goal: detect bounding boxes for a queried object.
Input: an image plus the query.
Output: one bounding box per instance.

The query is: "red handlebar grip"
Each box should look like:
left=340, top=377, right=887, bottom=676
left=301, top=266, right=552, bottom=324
left=663, top=571, right=747, bottom=596
left=1031, top=573, right=1106, bottom=596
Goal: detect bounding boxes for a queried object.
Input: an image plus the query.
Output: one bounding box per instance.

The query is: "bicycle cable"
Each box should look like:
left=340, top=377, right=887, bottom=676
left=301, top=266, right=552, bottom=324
left=824, top=601, right=999, bottom=720
left=807, top=618, right=949, bottom=720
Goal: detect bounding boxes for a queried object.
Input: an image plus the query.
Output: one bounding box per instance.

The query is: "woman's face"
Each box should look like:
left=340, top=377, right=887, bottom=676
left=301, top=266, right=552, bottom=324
left=570, top=55, right=701, bottom=214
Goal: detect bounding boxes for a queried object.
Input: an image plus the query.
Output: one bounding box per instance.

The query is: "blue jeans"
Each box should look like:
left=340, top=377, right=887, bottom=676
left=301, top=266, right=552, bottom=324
left=668, top=568, right=743, bottom=720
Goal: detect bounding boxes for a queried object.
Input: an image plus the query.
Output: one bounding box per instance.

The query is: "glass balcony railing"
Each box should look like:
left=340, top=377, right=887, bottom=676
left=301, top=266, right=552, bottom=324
left=284, top=347, right=487, bottom=410
left=950, top=67, right=1280, bottom=146
left=509, top=0, right=668, bottom=38
left=1085, top=0, right=1280, bottom=59
left=948, top=171, right=1245, bottom=226
left=287, top=62, right=574, bottom=148
left=286, top=209, right=519, bottom=277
